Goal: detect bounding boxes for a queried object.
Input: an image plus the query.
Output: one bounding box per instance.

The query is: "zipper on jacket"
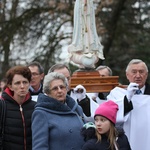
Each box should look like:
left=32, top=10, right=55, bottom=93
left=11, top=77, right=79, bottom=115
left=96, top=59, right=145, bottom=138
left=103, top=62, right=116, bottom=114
left=19, top=105, right=27, bottom=150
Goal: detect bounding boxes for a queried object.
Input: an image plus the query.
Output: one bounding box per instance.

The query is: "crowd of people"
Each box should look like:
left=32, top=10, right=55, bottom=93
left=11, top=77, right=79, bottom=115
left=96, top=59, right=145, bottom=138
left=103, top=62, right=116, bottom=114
left=0, top=58, right=149, bottom=150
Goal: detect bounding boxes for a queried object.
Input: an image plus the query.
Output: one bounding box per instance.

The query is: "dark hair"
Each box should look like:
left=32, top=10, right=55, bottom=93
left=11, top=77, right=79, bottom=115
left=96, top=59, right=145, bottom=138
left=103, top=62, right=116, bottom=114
left=27, top=61, right=44, bottom=74
left=6, top=66, right=32, bottom=85
left=48, top=64, right=71, bottom=74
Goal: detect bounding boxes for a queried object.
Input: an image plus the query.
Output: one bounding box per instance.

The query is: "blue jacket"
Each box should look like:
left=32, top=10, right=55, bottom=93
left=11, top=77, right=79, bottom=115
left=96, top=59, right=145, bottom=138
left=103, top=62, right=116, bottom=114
left=32, top=93, right=85, bottom=150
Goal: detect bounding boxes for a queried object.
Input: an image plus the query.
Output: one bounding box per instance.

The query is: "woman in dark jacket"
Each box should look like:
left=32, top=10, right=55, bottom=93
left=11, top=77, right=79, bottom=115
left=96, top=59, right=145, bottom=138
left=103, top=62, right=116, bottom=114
left=0, top=66, right=36, bottom=150
left=81, top=100, right=131, bottom=150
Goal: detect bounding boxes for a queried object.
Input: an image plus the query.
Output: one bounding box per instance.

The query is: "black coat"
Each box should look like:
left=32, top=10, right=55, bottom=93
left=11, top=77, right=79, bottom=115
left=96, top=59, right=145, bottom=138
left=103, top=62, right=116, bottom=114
left=82, top=128, right=131, bottom=150
left=67, top=90, right=91, bottom=117
left=1, top=88, right=36, bottom=150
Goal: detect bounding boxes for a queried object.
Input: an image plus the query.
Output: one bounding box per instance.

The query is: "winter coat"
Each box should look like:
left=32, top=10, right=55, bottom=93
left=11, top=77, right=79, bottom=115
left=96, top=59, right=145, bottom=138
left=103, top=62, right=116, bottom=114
left=82, top=127, right=131, bottom=150
left=1, top=87, right=36, bottom=150
left=32, top=93, right=85, bottom=150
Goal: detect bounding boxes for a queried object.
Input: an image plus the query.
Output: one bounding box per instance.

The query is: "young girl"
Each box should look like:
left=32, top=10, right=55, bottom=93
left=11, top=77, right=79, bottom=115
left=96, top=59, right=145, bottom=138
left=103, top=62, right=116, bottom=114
left=81, top=100, right=131, bottom=150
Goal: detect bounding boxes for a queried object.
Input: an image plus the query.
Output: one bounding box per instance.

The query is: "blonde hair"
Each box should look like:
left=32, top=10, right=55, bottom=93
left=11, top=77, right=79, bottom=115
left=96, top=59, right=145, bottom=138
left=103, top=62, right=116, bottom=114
left=95, top=123, right=118, bottom=150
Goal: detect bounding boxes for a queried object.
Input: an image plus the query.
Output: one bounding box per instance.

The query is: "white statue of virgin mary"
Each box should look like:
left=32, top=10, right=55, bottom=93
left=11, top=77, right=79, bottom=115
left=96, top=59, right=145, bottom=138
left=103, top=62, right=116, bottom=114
left=68, top=0, right=104, bottom=69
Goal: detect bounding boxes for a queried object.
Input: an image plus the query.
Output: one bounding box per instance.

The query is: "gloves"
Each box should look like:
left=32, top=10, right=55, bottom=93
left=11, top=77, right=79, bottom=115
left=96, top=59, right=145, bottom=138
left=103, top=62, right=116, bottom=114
left=126, top=82, right=139, bottom=100
left=83, top=122, right=96, bottom=129
left=90, top=93, right=98, bottom=101
left=73, top=84, right=86, bottom=101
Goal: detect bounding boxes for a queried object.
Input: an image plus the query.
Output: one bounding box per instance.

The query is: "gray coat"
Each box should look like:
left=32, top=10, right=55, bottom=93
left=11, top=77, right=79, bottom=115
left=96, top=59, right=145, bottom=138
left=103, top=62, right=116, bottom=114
left=32, top=93, right=85, bottom=150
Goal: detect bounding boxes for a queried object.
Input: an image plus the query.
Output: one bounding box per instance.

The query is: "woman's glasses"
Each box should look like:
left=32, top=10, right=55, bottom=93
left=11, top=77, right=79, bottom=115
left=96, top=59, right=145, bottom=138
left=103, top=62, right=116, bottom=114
left=50, top=85, right=66, bottom=92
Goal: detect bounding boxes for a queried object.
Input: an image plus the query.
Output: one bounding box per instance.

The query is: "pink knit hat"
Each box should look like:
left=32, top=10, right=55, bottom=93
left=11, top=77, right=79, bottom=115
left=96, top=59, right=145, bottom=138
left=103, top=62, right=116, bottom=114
left=94, top=100, right=118, bottom=124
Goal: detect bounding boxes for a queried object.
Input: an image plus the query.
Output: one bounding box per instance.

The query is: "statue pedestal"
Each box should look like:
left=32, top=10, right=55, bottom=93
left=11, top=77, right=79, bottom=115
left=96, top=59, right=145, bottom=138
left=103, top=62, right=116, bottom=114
left=71, top=70, right=119, bottom=93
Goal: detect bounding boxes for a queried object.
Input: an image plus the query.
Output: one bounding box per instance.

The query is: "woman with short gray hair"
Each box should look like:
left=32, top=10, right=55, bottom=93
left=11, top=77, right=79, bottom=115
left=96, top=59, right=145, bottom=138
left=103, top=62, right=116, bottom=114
left=32, top=72, right=85, bottom=150
left=43, top=72, right=68, bottom=96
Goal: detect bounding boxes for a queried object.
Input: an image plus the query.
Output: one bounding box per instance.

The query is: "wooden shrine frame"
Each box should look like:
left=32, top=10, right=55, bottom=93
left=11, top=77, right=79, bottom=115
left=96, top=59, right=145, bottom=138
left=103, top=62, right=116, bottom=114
left=70, top=70, right=121, bottom=93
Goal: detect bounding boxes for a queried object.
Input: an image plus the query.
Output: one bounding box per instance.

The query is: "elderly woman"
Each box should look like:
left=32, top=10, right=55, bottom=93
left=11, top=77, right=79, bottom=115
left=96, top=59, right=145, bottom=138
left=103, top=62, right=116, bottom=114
left=0, top=66, right=36, bottom=150
left=32, top=72, right=85, bottom=150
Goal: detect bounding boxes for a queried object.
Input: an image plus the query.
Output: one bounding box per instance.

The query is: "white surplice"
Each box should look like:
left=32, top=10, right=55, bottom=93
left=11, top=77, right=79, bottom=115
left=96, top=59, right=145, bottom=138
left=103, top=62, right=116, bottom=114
left=107, top=87, right=150, bottom=150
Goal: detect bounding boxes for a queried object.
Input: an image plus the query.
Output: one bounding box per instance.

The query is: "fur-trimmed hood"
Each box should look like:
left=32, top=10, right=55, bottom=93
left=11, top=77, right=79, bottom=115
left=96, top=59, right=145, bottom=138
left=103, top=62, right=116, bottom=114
left=35, top=93, right=82, bottom=114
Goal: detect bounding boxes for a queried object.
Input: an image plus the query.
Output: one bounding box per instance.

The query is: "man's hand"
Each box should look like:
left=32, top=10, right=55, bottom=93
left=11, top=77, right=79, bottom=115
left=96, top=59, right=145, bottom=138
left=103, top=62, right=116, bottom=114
left=73, top=84, right=86, bottom=101
left=126, top=82, right=139, bottom=100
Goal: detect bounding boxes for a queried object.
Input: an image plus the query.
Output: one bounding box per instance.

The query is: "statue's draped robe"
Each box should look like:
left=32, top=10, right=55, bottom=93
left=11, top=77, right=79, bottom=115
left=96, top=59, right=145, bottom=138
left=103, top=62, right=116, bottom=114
left=68, top=0, right=104, bottom=68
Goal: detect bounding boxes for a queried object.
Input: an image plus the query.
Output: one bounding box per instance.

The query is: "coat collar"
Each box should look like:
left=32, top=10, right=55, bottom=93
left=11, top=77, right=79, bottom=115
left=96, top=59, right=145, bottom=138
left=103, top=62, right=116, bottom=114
left=2, top=87, right=31, bottom=103
left=36, top=93, right=78, bottom=112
